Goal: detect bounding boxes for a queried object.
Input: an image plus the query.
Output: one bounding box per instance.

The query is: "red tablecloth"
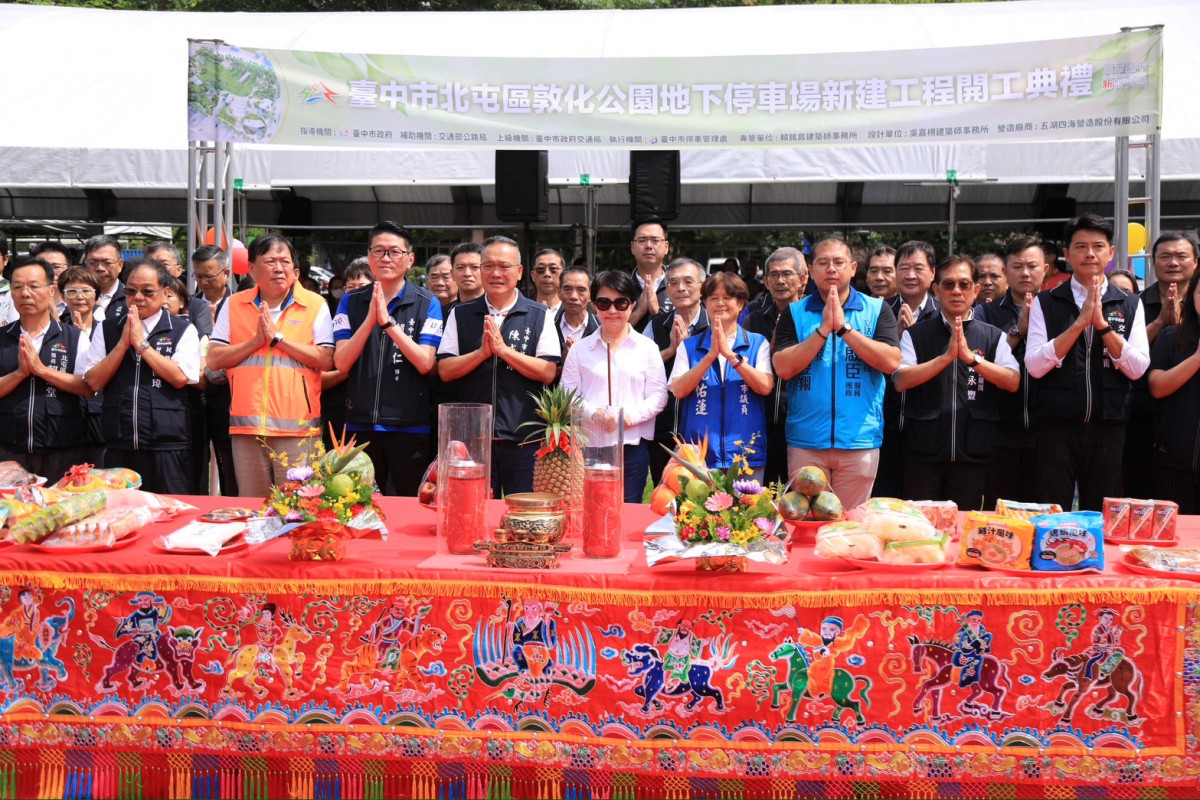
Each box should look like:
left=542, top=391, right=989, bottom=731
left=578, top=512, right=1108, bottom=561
left=0, top=496, right=1196, bottom=799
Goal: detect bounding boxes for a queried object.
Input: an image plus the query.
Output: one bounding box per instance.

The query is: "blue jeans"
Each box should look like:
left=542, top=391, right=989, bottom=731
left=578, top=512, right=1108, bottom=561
left=491, top=439, right=536, bottom=497
left=624, top=442, right=650, bottom=503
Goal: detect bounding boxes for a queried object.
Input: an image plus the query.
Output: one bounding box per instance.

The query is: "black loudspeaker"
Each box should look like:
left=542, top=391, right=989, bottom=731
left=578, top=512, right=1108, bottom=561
left=1036, top=196, right=1077, bottom=242
left=495, top=150, right=549, bottom=222
left=277, top=190, right=312, bottom=228
left=629, top=150, right=681, bottom=221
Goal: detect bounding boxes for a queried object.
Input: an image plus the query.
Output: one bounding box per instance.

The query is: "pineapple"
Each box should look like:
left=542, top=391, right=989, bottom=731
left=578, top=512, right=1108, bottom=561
left=523, top=386, right=585, bottom=500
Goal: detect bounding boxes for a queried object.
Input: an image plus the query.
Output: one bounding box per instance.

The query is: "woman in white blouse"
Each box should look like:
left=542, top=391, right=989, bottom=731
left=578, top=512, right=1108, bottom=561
left=560, top=270, right=668, bottom=502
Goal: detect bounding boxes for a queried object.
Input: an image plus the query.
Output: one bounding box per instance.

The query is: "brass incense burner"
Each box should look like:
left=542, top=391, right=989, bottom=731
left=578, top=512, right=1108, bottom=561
left=476, top=493, right=570, bottom=568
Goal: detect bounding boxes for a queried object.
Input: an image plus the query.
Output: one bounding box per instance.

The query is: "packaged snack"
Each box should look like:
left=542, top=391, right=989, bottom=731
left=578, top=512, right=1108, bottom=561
left=1103, top=498, right=1131, bottom=539
left=851, top=497, right=925, bottom=521
left=996, top=499, right=1064, bottom=520
left=864, top=510, right=939, bottom=543
left=959, top=512, right=1035, bottom=570
left=1031, top=511, right=1104, bottom=571
left=0, top=461, right=39, bottom=489
left=814, top=521, right=882, bottom=560
left=8, top=491, right=107, bottom=544
left=910, top=500, right=959, bottom=539
left=44, top=507, right=153, bottom=547
left=880, top=535, right=949, bottom=565
left=1126, top=499, right=1155, bottom=540
left=1153, top=500, right=1179, bottom=542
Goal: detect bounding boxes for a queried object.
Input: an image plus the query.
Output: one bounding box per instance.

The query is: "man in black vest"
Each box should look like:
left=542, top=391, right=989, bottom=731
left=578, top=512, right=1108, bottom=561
left=976, top=236, right=1050, bottom=508
left=644, top=258, right=709, bottom=486
left=438, top=236, right=560, bottom=496
left=745, top=247, right=808, bottom=488
left=875, top=240, right=941, bottom=498
left=82, top=263, right=201, bottom=495
left=0, top=257, right=93, bottom=484
left=893, top=255, right=1020, bottom=508
left=628, top=218, right=673, bottom=332
left=334, top=221, right=443, bottom=496
left=1026, top=213, right=1150, bottom=511
left=83, top=234, right=128, bottom=324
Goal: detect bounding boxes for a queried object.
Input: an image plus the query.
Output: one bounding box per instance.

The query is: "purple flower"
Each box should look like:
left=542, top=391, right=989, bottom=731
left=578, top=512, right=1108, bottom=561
left=705, top=492, right=734, bottom=512
left=286, top=466, right=314, bottom=482
left=717, top=526, right=732, bottom=541
left=733, top=479, right=765, bottom=495
left=754, top=517, right=775, bottom=532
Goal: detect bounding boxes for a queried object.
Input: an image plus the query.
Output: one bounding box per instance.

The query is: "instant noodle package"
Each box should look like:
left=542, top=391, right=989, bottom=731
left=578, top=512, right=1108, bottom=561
left=1030, top=511, right=1105, bottom=571
left=995, top=499, right=1064, bottom=520
left=959, top=512, right=1035, bottom=570
left=909, top=500, right=959, bottom=540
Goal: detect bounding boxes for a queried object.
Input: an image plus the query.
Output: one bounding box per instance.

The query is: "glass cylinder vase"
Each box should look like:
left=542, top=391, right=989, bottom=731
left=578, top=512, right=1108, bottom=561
left=574, top=406, right=624, bottom=559
left=437, top=403, right=493, bottom=555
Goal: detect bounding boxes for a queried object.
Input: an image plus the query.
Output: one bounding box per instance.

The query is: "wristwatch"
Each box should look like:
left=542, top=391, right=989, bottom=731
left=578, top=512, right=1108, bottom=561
left=1007, top=324, right=1023, bottom=339
left=972, top=352, right=985, bottom=367
left=381, top=319, right=397, bottom=330
left=733, top=353, right=746, bottom=368
left=135, top=340, right=150, bottom=355
left=835, top=322, right=853, bottom=338
left=270, top=332, right=284, bottom=348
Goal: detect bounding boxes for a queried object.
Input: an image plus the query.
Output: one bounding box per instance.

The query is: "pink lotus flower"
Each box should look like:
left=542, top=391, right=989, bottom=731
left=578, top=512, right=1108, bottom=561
left=704, top=492, right=734, bottom=512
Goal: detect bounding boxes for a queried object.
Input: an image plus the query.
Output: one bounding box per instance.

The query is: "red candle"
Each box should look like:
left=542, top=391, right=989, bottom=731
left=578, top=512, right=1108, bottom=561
left=583, top=466, right=622, bottom=558
left=440, top=463, right=488, bottom=554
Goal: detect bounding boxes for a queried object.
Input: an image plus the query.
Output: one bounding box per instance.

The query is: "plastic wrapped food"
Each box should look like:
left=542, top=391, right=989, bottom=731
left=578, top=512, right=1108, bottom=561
left=0, top=461, right=39, bottom=489
left=53, top=465, right=141, bottom=493
left=995, top=499, right=1064, bottom=521
left=880, top=535, right=948, bottom=565
left=864, top=510, right=939, bottom=543
left=1031, top=511, right=1104, bottom=571
left=851, top=497, right=926, bottom=521
left=8, top=491, right=107, bottom=544
left=1154, top=500, right=1178, bottom=542
left=1126, top=547, right=1200, bottom=574
left=959, top=512, right=1035, bottom=570
left=1126, top=499, right=1155, bottom=540
left=1103, top=498, right=1131, bottom=538
left=42, top=507, right=152, bottom=548
left=910, top=500, right=959, bottom=539
left=814, top=521, right=882, bottom=560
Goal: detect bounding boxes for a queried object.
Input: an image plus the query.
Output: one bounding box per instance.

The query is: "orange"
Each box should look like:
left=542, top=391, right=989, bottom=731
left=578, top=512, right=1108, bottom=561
left=650, top=485, right=677, bottom=516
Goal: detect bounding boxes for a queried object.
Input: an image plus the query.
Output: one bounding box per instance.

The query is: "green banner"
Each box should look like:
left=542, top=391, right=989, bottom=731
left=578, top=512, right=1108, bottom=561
left=187, top=29, right=1162, bottom=149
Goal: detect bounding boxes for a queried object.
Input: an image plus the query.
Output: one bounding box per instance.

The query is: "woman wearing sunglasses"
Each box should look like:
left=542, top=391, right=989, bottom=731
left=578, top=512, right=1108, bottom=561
left=669, top=272, right=775, bottom=481
left=560, top=270, right=668, bottom=502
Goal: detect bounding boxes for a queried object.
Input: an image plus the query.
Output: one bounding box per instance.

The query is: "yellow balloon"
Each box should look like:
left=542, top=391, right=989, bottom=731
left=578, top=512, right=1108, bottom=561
left=1128, top=222, right=1148, bottom=254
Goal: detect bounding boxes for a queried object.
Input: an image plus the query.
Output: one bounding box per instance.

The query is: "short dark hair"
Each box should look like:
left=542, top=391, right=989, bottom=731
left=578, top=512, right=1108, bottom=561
left=368, top=221, right=412, bottom=251
left=1005, top=236, right=1046, bottom=261
left=29, top=241, right=73, bottom=264
left=144, top=240, right=182, bottom=264
left=812, top=236, right=852, bottom=260
left=0, top=231, right=7, bottom=257
left=701, top=271, right=750, bottom=305
left=533, top=249, right=565, bottom=269
left=935, top=254, right=978, bottom=283
left=1108, top=268, right=1140, bottom=293
left=84, top=234, right=122, bottom=258
left=1063, top=212, right=1114, bottom=247
left=869, top=245, right=897, bottom=261
left=976, top=252, right=1004, bottom=267
left=591, top=270, right=639, bottom=303
left=450, top=242, right=482, bottom=264
left=247, top=234, right=297, bottom=265
left=191, top=245, right=228, bottom=270
left=425, top=253, right=450, bottom=271
left=632, top=217, right=668, bottom=240
left=10, top=256, right=55, bottom=285
left=126, top=262, right=171, bottom=289
left=1152, top=231, right=1200, bottom=263
left=344, top=258, right=375, bottom=285
left=896, top=240, right=937, bottom=270
left=164, top=276, right=189, bottom=301
left=562, top=265, right=590, bottom=284
left=58, top=266, right=100, bottom=294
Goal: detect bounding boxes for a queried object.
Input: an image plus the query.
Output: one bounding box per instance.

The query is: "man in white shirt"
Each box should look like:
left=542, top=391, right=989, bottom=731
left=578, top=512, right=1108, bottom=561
left=1025, top=212, right=1150, bottom=511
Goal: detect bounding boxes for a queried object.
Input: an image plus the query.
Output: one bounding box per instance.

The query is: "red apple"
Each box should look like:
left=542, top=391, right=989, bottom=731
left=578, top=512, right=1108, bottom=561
left=418, top=482, right=437, bottom=505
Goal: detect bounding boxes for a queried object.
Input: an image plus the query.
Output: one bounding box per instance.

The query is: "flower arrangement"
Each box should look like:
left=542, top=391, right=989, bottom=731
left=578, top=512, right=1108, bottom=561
left=264, top=425, right=377, bottom=525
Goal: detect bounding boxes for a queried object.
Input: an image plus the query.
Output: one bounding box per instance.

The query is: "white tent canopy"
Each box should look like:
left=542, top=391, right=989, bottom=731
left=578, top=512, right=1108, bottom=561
left=0, top=0, right=1197, bottom=230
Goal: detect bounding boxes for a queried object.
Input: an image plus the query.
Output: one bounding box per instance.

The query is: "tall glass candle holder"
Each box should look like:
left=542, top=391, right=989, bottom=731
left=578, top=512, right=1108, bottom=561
left=437, top=403, right=493, bottom=555
left=574, top=406, right=624, bottom=559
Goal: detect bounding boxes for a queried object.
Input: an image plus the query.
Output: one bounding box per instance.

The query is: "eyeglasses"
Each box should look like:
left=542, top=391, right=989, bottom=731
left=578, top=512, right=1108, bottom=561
left=9, top=283, right=51, bottom=293
left=593, top=297, right=632, bottom=311
left=128, top=287, right=163, bottom=298
left=813, top=259, right=850, bottom=271
left=481, top=263, right=520, bottom=274
left=767, top=271, right=799, bottom=280
left=533, top=266, right=562, bottom=276
left=86, top=259, right=119, bottom=269
left=194, top=271, right=227, bottom=283
left=667, top=277, right=699, bottom=288
left=63, top=288, right=96, bottom=299
left=369, top=247, right=412, bottom=260
left=633, top=237, right=666, bottom=246
left=938, top=279, right=974, bottom=291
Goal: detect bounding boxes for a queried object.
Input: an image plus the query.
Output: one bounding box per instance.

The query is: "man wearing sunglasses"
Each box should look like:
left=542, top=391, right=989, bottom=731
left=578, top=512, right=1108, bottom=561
left=530, top=249, right=564, bottom=311
left=439, top=236, right=560, bottom=496
left=892, top=256, right=1020, bottom=508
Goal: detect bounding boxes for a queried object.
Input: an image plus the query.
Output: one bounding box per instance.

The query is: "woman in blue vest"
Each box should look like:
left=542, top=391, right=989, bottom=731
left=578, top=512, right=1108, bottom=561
left=669, top=273, right=774, bottom=480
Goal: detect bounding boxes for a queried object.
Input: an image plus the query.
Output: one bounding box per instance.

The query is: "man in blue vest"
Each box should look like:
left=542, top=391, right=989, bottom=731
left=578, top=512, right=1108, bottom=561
left=438, top=236, right=560, bottom=496
left=893, top=255, right=1020, bottom=508
left=334, top=221, right=443, bottom=496
left=1026, top=213, right=1150, bottom=511
left=772, top=237, right=901, bottom=509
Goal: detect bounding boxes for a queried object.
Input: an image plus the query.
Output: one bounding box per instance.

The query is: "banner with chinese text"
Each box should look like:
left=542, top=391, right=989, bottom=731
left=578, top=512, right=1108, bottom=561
left=187, top=29, right=1162, bottom=150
